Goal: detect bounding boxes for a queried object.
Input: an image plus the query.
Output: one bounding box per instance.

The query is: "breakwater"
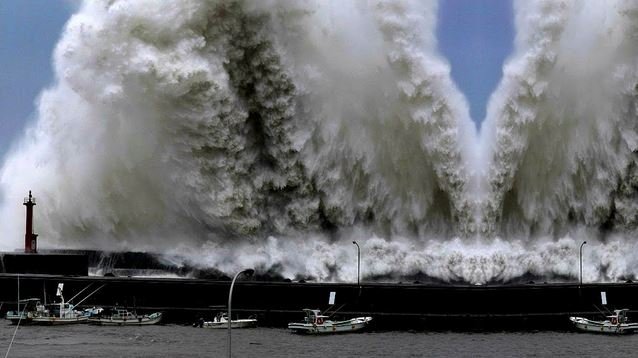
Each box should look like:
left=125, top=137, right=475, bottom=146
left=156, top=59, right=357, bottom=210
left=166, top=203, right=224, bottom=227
left=1, top=273, right=636, bottom=331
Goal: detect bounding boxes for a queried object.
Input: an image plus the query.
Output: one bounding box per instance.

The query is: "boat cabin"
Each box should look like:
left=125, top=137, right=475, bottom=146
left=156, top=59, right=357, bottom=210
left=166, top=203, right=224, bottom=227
left=19, top=298, right=42, bottom=310
left=48, top=302, right=78, bottom=318
left=213, top=312, right=229, bottom=323
left=302, top=309, right=329, bottom=325
left=607, top=309, right=629, bottom=325
left=112, top=309, right=137, bottom=319
left=6, top=298, right=41, bottom=319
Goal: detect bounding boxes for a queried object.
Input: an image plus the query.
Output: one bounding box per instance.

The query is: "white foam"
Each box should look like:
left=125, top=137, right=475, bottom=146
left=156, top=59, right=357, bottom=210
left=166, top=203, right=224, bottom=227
left=3, top=0, right=638, bottom=284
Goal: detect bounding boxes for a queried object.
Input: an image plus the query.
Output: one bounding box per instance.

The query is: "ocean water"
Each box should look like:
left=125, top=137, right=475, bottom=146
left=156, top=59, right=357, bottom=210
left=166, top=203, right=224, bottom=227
left=1, top=325, right=636, bottom=358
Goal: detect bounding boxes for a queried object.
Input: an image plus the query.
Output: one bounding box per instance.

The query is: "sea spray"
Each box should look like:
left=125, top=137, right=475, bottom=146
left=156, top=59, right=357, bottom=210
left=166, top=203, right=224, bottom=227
left=482, top=0, right=638, bottom=238
left=372, top=0, right=477, bottom=234
left=3, top=0, right=638, bottom=284
left=0, top=0, right=474, bottom=274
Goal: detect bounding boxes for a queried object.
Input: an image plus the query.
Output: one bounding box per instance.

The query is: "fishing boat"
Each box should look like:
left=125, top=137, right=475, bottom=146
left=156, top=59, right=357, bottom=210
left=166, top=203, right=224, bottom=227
left=288, top=309, right=372, bottom=334
left=570, top=309, right=638, bottom=334
left=26, top=283, right=95, bottom=325
left=5, top=298, right=41, bottom=325
left=5, top=282, right=105, bottom=325
left=195, top=312, right=257, bottom=329
left=30, top=301, right=88, bottom=325
left=4, top=298, right=82, bottom=326
left=89, top=308, right=163, bottom=326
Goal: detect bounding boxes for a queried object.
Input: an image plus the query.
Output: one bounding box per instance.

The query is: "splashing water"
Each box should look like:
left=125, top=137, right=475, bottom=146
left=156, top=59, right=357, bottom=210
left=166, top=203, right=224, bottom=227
left=1, top=0, right=638, bottom=284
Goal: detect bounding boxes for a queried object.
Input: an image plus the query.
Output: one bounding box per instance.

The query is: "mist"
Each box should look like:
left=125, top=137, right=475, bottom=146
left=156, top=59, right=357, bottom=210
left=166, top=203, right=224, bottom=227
left=2, top=0, right=638, bottom=284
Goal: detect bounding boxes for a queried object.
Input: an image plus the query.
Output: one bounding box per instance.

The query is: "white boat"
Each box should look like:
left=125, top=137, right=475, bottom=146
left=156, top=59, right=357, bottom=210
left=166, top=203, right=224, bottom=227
left=195, top=312, right=257, bottom=329
left=89, top=308, right=163, bottom=326
left=570, top=309, right=638, bottom=334
left=6, top=283, right=103, bottom=326
left=5, top=298, right=41, bottom=325
left=288, top=309, right=372, bottom=334
left=30, top=301, right=88, bottom=325
left=30, top=284, right=89, bottom=325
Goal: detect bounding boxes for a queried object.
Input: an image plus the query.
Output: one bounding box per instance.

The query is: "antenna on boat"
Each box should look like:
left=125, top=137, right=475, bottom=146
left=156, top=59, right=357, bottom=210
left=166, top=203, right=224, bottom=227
left=57, top=283, right=64, bottom=318
left=73, top=284, right=106, bottom=307
left=67, top=283, right=94, bottom=303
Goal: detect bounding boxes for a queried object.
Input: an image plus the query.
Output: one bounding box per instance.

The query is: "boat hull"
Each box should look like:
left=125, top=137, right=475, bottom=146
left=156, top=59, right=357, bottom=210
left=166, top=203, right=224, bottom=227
left=89, top=312, right=162, bottom=326
left=5, top=312, right=33, bottom=325
left=202, top=319, right=257, bottom=329
left=30, top=316, right=89, bottom=325
left=570, top=317, right=638, bottom=334
left=288, top=317, right=372, bottom=334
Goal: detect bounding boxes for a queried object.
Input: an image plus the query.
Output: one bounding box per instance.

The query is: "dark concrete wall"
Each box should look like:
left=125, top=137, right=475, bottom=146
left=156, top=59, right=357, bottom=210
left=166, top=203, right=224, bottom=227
left=0, top=274, right=636, bottom=330
left=0, top=254, right=88, bottom=276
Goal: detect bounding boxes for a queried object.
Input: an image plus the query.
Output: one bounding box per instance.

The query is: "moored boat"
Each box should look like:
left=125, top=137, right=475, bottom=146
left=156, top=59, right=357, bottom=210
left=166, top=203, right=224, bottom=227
left=31, top=303, right=88, bottom=326
left=288, top=309, right=372, bottom=334
left=89, top=308, right=162, bottom=326
left=29, top=301, right=88, bottom=325
left=5, top=298, right=41, bottom=325
left=7, top=283, right=106, bottom=325
left=570, top=309, right=638, bottom=334
left=26, top=283, right=90, bottom=325
left=195, top=312, right=257, bottom=329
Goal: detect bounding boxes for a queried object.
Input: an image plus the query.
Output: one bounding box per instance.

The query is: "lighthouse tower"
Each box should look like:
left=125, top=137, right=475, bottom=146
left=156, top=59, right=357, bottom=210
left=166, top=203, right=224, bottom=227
left=24, top=191, right=38, bottom=253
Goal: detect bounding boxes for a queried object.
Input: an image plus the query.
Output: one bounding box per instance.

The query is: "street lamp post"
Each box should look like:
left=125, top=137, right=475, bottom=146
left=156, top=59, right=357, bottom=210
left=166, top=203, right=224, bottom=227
left=579, top=241, right=587, bottom=286
left=228, top=268, right=254, bottom=358
left=352, top=241, right=360, bottom=292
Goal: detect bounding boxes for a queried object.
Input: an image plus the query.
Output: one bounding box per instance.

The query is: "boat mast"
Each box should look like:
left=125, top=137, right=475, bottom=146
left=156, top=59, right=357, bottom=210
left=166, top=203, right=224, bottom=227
left=56, top=283, right=64, bottom=318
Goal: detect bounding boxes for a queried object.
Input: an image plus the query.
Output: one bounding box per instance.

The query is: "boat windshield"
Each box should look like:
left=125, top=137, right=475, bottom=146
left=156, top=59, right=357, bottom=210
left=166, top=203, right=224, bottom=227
left=303, top=309, right=321, bottom=319
left=115, top=309, right=134, bottom=318
left=617, top=310, right=628, bottom=323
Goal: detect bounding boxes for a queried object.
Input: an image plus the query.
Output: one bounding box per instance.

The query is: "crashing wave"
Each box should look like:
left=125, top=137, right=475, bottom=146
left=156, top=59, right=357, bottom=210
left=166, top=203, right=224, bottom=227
left=2, top=0, right=638, bottom=283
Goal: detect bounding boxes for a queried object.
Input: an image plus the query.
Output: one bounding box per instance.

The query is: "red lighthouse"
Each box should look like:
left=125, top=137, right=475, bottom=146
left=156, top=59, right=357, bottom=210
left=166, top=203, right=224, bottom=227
left=24, top=191, right=38, bottom=253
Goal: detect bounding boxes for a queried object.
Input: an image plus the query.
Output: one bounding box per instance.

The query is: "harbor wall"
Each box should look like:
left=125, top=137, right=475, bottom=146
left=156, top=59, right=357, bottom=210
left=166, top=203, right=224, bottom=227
left=0, top=274, right=636, bottom=330
left=0, top=253, right=88, bottom=276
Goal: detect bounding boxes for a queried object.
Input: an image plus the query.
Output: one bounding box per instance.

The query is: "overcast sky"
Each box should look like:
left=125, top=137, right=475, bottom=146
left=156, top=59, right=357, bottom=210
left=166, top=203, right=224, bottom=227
left=0, top=0, right=513, bottom=160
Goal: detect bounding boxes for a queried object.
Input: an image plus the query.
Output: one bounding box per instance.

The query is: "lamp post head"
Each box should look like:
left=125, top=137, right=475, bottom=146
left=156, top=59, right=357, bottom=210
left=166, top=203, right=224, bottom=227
left=583, top=241, right=587, bottom=245
left=352, top=241, right=356, bottom=245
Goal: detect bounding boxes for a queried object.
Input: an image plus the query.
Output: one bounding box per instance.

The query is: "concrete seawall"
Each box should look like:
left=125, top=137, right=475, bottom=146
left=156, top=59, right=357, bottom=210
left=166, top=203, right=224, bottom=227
left=1, top=274, right=636, bottom=330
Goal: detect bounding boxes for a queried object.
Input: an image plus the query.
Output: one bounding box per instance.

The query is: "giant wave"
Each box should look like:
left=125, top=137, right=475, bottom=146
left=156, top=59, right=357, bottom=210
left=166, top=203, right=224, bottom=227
left=2, top=0, right=638, bottom=284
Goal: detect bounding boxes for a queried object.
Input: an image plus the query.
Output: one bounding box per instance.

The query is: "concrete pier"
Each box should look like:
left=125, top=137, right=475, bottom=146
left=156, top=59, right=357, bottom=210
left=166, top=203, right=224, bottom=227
left=0, top=253, right=88, bottom=276
left=0, top=273, right=636, bottom=330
